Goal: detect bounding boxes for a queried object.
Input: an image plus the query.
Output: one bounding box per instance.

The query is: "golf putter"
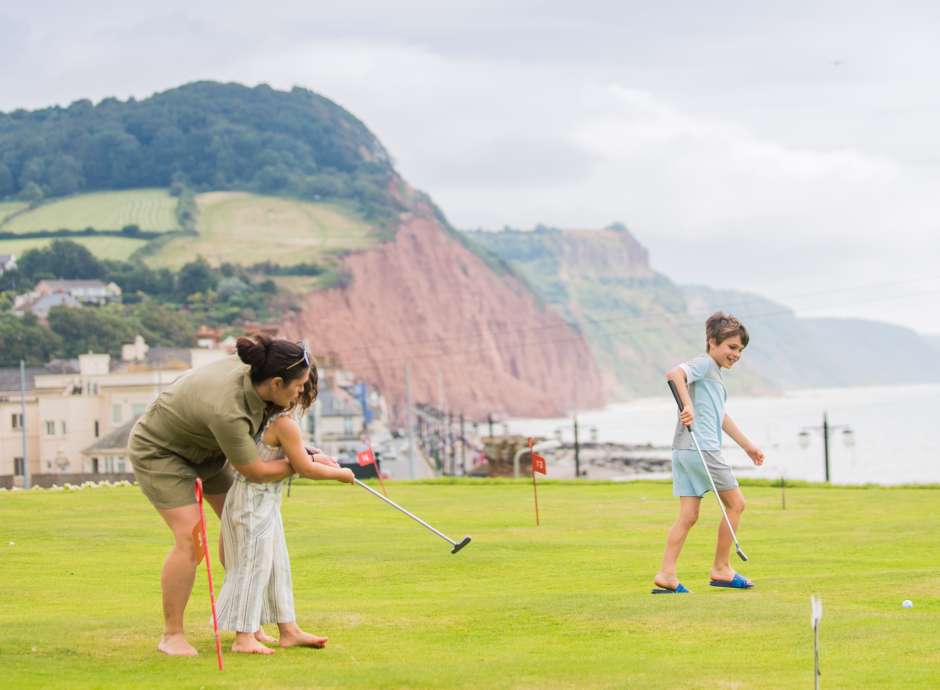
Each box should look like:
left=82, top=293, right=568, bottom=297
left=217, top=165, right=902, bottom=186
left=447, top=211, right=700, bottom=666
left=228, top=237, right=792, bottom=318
left=668, top=380, right=749, bottom=562
left=354, top=479, right=471, bottom=554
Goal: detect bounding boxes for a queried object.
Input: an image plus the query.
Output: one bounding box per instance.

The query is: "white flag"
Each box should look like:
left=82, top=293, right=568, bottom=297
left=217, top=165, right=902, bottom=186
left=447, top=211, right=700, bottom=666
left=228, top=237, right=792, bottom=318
left=811, top=594, right=823, bottom=627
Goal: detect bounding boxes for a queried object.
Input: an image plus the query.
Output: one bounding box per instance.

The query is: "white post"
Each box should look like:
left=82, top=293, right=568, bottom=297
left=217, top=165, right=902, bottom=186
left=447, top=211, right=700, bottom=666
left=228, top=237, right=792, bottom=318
left=19, top=360, right=29, bottom=489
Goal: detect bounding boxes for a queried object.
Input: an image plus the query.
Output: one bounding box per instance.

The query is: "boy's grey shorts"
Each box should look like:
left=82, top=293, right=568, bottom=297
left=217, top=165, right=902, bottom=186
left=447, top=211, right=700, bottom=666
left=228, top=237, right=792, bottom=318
left=672, top=449, right=739, bottom=497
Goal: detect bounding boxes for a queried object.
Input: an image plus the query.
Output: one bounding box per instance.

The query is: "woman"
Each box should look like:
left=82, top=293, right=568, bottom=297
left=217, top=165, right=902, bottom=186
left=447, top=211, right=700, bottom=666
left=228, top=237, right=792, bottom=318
left=129, top=334, right=335, bottom=656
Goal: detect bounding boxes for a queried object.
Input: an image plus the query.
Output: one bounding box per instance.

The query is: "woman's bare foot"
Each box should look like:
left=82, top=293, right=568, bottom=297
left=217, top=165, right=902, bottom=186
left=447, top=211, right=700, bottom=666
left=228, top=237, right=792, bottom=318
left=255, top=628, right=276, bottom=644
left=278, top=623, right=328, bottom=649
left=157, top=633, right=198, bottom=656
left=232, top=632, right=276, bottom=655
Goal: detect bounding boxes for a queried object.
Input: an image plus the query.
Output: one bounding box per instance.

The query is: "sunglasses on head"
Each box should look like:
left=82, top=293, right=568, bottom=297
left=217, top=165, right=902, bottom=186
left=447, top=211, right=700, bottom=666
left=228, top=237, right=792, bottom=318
left=285, top=341, right=310, bottom=370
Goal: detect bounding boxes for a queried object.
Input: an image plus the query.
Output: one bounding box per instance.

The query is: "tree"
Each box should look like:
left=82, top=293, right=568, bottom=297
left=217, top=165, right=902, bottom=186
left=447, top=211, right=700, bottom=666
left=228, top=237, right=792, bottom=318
left=130, top=300, right=196, bottom=346
left=17, top=240, right=105, bottom=281
left=177, top=257, right=217, bottom=298
left=0, top=313, right=62, bottom=366
left=0, top=163, right=14, bottom=197
left=18, top=181, right=44, bottom=206
left=47, top=305, right=139, bottom=358
left=47, top=155, right=84, bottom=197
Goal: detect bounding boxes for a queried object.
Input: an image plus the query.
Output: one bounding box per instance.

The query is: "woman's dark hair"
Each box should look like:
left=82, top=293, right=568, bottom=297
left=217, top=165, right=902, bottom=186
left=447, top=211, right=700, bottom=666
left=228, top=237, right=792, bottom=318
left=236, top=334, right=313, bottom=385
left=705, top=312, right=749, bottom=351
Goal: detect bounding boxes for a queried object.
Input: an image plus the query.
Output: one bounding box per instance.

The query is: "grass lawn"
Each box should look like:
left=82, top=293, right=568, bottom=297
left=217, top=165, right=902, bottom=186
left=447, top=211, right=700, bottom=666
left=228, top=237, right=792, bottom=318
left=0, top=189, right=180, bottom=232
left=145, top=192, right=376, bottom=269
left=0, top=236, right=149, bottom=262
left=0, top=480, right=936, bottom=689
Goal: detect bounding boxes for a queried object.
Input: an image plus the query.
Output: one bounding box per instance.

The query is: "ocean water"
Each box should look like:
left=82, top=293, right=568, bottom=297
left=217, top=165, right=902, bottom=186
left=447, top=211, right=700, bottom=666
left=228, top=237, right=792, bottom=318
left=506, top=384, right=940, bottom=485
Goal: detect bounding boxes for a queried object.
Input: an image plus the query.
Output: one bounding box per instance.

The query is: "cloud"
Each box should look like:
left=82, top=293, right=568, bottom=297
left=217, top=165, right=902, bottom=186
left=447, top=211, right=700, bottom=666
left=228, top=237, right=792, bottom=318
left=1, top=4, right=938, bottom=332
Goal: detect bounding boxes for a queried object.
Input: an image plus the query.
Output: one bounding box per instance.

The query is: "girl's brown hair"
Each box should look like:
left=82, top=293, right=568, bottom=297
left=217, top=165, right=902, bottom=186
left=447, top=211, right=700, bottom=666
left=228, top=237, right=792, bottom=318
left=705, top=312, right=749, bottom=351
left=236, top=334, right=312, bottom=385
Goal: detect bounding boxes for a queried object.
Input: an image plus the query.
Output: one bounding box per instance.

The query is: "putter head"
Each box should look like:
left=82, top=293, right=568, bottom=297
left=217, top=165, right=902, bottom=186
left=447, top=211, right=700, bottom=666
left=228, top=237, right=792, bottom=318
left=451, top=536, right=471, bottom=554
left=736, top=545, right=749, bottom=562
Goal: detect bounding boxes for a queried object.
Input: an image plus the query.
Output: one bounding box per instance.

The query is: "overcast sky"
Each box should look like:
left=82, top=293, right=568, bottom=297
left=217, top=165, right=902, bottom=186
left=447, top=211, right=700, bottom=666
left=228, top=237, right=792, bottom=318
left=3, top=1, right=938, bottom=333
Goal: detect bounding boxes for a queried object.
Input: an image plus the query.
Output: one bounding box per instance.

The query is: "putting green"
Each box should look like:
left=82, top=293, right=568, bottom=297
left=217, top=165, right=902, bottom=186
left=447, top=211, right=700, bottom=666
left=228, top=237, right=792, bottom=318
left=0, top=480, right=936, bottom=688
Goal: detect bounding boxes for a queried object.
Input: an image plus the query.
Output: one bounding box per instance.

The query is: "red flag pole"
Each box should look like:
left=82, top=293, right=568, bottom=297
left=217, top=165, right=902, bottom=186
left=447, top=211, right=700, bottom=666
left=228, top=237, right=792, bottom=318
left=529, top=438, right=540, bottom=527
left=359, top=442, right=388, bottom=497
left=375, top=458, right=388, bottom=497
left=195, top=478, right=224, bottom=671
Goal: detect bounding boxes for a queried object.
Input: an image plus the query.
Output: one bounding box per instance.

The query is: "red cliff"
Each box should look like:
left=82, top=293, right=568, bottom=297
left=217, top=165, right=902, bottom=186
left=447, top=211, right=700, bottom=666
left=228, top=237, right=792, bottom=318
left=279, top=208, right=605, bottom=419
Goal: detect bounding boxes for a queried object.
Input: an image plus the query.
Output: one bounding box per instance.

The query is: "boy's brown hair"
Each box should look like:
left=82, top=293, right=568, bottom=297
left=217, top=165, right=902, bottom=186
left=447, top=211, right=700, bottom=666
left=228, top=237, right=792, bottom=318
left=705, top=312, right=749, bottom=351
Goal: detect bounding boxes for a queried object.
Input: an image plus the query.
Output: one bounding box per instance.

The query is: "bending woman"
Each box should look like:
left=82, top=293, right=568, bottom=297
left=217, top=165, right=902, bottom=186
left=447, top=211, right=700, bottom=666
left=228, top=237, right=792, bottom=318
left=129, top=335, right=333, bottom=656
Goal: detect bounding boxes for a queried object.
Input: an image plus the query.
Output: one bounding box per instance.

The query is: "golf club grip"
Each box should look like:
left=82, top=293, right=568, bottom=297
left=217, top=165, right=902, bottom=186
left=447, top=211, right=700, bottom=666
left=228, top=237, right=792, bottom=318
left=667, top=380, right=688, bottom=425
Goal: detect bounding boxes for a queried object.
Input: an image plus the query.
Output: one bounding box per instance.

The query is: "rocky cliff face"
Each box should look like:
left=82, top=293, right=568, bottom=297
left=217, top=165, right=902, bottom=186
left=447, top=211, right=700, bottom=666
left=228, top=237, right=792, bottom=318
left=279, top=205, right=605, bottom=419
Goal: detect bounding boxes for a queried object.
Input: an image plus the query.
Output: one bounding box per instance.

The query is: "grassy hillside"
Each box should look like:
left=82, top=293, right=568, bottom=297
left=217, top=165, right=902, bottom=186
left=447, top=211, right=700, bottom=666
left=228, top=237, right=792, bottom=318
left=0, top=201, right=26, bottom=224
left=0, top=188, right=378, bottom=269
left=145, top=191, right=375, bottom=269
left=0, top=189, right=179, bottom=232
left=1, top=480, right=937, bottom=689
left=0, top=235, right=149, bottom=261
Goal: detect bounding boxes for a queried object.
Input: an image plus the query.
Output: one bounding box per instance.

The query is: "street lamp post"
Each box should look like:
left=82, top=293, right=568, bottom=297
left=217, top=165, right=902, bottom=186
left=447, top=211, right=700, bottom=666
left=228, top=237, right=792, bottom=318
left=799, top=412, right=853, bottom=482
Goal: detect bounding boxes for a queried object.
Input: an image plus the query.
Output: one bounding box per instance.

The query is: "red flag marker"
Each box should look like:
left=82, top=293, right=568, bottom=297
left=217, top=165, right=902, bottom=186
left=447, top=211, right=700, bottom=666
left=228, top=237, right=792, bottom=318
left=194, top=478, right=223, bottom=671
left=356, top=445, right=388, bottom=496
left=528, top=438, right=545, bottom=526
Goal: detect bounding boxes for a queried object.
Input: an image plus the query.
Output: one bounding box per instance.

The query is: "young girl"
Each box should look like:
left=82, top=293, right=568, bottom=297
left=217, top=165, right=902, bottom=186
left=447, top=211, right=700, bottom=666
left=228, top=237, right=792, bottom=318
left=652, top=312, right=765, bottom=594
left=215, top=369, right=355, bottom=654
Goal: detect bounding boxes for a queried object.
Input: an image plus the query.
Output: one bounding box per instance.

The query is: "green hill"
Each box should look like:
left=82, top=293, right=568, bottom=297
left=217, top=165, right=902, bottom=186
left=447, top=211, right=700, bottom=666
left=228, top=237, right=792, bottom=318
left=0, top=81, right=400, bottom=222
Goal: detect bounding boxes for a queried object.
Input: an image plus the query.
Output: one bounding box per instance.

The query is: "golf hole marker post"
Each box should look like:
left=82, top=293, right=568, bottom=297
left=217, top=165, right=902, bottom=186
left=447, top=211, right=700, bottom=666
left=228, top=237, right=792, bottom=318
left=528, top=437, right=547, bottom=526
left=353, top=479, right=471, bottom=554
left=811, top=594, right=823, bottom=690
left=667, top=380, right=748, bottom=562
left=356, top=444, right=388, bottom=496
left=193, top=478, right=223, bottom=671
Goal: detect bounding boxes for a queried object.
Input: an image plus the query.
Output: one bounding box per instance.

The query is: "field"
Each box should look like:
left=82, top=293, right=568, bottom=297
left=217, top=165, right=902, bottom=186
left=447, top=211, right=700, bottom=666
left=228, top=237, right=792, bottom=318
left=0, top=236, right=149, bottom=261
left=0, top=201, right=27, bottom=225
left=1, top=480, right=937, bottom=689
left=0, top=189, right=180, bottom=233
left=145, top=192, right=376, bottom=269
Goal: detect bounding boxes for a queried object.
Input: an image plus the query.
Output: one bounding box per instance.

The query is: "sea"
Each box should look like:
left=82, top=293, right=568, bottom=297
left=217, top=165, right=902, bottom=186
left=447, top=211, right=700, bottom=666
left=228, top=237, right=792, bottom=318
left=505, top=383, right=940, bottom=485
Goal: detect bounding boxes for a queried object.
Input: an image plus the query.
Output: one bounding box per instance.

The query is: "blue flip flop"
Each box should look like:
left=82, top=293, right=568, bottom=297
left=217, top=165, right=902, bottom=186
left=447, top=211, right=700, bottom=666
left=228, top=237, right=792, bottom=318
left=651, top=583, right=690, bottom=594
left=709, top=573, right=754, bottom=589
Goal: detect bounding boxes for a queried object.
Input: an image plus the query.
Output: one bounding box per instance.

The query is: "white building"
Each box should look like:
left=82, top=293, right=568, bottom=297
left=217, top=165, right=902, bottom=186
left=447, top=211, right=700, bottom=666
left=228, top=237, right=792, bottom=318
left=0, top=338, right=229, bottom=482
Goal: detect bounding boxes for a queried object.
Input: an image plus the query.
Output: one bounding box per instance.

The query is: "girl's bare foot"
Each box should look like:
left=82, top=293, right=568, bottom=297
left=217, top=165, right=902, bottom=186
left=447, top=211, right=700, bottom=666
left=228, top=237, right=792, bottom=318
left=255, top=628, right=276, bottom=644
left=278, top=623, right=328, bottom=649
left=232, top=632, right=276, bottom=655
left=157, top=633, right=198, bottom=656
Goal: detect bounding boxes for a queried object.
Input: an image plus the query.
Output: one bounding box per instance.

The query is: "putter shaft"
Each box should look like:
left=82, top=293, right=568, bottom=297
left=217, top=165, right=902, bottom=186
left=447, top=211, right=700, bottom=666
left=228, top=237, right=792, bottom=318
left=354, top=479, right=465, bottom=550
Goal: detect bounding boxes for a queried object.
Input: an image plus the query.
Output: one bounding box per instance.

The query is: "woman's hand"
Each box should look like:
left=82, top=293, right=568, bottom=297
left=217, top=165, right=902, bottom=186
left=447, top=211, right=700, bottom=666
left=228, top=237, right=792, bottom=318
left=680, top=406, right=694, bottom=428
left=312, top=453, right=340, bottom=468
left=745, top=446, right=765, bottom=466
left=337, top=468, right=356, bottom=484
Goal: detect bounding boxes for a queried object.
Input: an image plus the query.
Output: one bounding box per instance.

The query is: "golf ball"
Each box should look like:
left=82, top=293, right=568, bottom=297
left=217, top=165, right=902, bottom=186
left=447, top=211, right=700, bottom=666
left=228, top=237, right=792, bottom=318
left=902, top=600, right=913, bottom=608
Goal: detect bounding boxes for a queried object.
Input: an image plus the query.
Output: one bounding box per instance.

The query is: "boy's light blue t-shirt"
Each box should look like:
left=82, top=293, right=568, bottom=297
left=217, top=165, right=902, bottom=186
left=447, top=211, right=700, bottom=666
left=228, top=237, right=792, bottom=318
left=672, top=354, right=726, bottom=451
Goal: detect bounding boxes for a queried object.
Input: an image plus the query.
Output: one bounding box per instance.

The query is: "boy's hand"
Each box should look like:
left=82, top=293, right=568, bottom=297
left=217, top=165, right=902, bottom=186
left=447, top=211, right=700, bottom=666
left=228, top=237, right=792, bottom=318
left=745, top=446, right=765, bottom=466
left=680, top=406, right=694, bottom=428
left=337, top=468, right=356, bottom=484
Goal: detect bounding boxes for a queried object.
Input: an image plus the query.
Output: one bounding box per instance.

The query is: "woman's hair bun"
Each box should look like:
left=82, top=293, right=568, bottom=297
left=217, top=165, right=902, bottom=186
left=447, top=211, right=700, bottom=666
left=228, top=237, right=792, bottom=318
left=236, top=334, right=272, bottom=370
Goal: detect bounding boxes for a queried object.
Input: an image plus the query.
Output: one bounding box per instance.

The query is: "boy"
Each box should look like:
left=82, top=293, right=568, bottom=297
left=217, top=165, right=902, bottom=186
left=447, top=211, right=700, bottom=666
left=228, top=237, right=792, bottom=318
left=652, top=312, right=764, bottom=594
